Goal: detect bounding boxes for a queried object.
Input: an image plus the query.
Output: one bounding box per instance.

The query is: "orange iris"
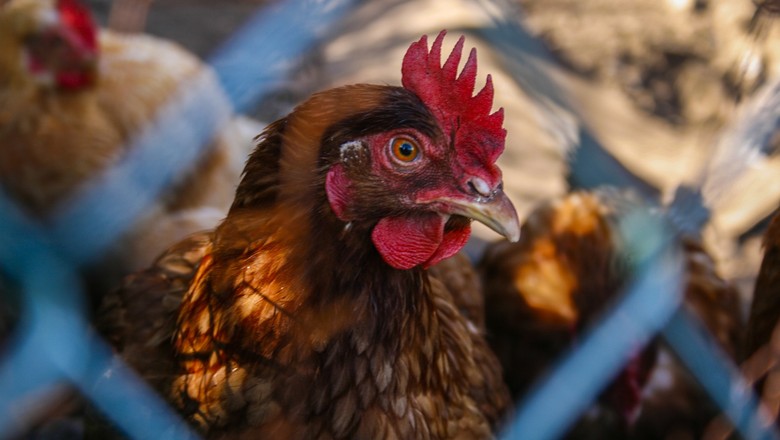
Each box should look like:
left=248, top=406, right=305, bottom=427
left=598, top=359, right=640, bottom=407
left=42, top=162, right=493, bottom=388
left=391, top=137, right=419, bottom=162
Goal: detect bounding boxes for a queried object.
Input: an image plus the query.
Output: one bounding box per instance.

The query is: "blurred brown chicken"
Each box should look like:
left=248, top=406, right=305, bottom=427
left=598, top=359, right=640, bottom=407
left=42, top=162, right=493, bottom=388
left=98, top=31, right=518, bottom=438
left=477, top=189, right=743, bottom=439
left=0, top=0, right=254, bottom=289
left=743, top=210, right=780, bottom=422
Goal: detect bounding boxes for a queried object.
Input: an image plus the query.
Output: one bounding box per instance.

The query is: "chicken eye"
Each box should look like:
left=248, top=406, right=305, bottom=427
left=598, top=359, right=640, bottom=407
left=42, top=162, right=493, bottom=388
left=391, top=137, right=420, bottom=162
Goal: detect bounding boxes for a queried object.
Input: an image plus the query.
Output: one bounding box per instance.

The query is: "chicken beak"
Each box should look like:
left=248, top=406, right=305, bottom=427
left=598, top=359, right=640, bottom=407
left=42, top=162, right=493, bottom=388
left=445, top=189, right=521, bottom=242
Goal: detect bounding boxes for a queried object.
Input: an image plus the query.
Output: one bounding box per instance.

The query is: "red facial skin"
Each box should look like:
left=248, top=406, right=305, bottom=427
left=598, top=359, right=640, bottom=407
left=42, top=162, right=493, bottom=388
left=326, top=128, right=473, bottom=270
left=326, top=31, right=512, bottom=270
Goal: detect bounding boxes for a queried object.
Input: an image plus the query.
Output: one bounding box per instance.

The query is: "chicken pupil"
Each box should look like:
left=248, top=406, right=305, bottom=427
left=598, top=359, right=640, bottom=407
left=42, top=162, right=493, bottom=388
left=398, top=142, right=413, bottom=156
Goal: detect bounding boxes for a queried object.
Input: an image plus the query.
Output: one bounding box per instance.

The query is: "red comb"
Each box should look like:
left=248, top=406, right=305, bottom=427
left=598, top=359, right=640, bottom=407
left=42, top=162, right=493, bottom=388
left=56, top=0, right=98, bottom=52
left=401, top=30, right=506, bottom=167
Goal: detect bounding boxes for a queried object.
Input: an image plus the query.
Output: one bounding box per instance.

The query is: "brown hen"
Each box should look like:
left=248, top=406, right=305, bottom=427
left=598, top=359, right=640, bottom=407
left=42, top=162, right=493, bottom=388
left=478, top=189, right=743, bottom=439
left=99, top=31, right=517, bottom=439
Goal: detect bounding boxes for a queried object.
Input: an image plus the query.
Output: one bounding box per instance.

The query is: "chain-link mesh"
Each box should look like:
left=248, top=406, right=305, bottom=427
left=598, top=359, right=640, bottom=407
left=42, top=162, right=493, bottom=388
left=1, top=0, right=780, bottom=439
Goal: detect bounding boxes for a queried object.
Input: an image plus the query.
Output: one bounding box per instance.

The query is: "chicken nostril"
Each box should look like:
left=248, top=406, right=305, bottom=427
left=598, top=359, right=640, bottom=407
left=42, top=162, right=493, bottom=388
left=468, top=177, right=492, bottom=198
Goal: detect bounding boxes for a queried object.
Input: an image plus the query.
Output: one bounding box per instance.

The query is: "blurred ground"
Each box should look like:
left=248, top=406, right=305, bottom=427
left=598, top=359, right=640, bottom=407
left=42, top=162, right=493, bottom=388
left=85, top=0, right=780, bottom=309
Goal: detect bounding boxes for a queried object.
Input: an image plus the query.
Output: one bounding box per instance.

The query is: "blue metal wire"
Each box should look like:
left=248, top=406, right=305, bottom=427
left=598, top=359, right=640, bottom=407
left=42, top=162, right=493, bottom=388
left=210, top=0, right=358, bottom=112
left=50, top=73, right=232, bottom=265
left=0, top=191, right=199, bottom=439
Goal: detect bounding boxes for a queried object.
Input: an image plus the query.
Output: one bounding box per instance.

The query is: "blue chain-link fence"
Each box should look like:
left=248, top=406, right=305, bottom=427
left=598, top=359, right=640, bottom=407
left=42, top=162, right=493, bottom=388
left=1, top=0, right=779, bottom=438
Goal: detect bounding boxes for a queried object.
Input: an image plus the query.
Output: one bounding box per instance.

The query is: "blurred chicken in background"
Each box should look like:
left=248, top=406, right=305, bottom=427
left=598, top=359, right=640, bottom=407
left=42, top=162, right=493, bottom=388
left=743, top=208, right=780, bottom=425
left=478, top=189, right=743, bottom=439
left=0, top=0, right=259, bottom=297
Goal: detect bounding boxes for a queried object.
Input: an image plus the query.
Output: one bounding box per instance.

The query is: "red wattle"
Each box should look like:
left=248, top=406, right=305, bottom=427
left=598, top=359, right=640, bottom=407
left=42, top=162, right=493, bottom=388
left=372, top=214, right=443, bottom=270
left=56, top=71, right=93, bottom=89
left=424, top=220, right=471, bottom=267
left=372, top=214, right=471, bottom=270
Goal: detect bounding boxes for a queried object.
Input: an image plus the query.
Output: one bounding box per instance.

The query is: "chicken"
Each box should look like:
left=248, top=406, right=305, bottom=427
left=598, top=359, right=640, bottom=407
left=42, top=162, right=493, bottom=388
left=477, top=189, right=742, bottom=438
left=0, top=0, right=251, bottom=291
left=743, top=210, right=780, bottom=421
left=98, top=31, right=518, bottom=438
